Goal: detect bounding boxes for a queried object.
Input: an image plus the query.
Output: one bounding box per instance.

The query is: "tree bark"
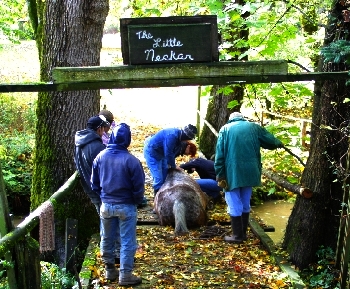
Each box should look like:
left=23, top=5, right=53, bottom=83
left=199, top=0, right=249, bottom=159
left=283, top=1, right=350, bottom=269
left=28, top=0, right=109, bottom=266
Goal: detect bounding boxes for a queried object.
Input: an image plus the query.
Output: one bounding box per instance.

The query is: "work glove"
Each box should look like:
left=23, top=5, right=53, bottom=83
left=217, top=178, right=228, bottom=189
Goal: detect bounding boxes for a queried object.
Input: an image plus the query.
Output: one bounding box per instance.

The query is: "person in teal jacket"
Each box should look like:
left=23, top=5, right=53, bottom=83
left=214, top=112, right=284, bottom=243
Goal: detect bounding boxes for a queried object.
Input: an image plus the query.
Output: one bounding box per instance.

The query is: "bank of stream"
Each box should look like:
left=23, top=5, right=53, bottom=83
left=251, top=200, right=294, bottom=245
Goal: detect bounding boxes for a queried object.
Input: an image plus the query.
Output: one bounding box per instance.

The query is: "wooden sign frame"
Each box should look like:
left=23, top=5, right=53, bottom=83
left=120, top=15, right=218, bottom=65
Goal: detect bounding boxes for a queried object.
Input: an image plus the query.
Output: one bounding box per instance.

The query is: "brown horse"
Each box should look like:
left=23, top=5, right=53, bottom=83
left=154, top=168, right=209, bottom=235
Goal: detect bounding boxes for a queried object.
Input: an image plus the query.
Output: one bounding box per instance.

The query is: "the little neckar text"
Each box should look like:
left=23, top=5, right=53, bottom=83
left=135, top=30, right=194, bottom=62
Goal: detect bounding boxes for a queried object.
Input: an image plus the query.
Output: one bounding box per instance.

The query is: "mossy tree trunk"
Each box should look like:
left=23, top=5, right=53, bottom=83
left=27, top=0, right=109, bottom=265
left=199, top=0, right=248, bottom=159
left=283, top=1, right=350, bottom=269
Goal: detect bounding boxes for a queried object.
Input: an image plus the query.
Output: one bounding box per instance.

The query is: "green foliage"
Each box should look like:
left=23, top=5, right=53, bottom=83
left=321, top=40, right=350, bottom=64
left=0, top=260, right=14, bottom=289
left=41, top=262, right=76, bottom=289
left=300, top=246, right=340, bottom=288
left=0, top=94, right=36, bottom=213
left=0, top=0, right=34, bottom=42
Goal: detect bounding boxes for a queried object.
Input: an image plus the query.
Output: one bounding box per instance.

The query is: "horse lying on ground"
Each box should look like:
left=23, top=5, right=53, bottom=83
left=154, top=168, right=209, bottom=235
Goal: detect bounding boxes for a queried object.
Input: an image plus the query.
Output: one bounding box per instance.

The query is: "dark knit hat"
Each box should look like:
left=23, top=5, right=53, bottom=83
left=87, top=115, right=110, bottom=130
left=183, top=124, right=197, bottom=140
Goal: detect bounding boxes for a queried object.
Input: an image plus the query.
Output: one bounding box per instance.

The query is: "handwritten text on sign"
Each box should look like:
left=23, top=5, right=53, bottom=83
left=127, top=24, right=213, bottom=64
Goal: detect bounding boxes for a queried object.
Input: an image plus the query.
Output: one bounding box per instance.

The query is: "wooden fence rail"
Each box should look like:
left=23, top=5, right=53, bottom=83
left=0, top=171, right=79, bottom=289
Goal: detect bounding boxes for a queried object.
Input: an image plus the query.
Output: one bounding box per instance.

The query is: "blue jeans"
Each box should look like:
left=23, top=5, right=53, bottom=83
left=95, top=202, right=121, bottom=258
left=144, top=139, right=168, bottom=191
left=100, top=203, right=138, bottom=274
left=196, top=179, right=221, bottom=199
left=225, top=187, right=252, bottom=217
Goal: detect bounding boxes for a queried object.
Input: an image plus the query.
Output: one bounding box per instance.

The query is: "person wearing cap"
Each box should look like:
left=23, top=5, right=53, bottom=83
left=143, top=124, right=198, bottom=196
left=91, top=123, right=145, bottom=285
left=74, top=115, right=110, bottom=212
left=99, top=109, right=115, bottom=146
left=215, top=111, right=284, bottom=244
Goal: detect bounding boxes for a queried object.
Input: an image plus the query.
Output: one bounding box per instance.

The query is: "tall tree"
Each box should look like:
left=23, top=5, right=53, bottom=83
left=199, top=0, right=249, bottom=159
left=27, top=0, right=109, bottom=265
left=283, top=0, right=350, bottom=269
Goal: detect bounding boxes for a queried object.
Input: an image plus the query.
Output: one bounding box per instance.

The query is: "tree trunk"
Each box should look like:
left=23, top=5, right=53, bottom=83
left=283, top=2, right=350, bottom=269
left=199, top=86, right=244, bottom=159
left=199, top=0, right=248, bottom=159
left=28, top=0, right=109, bottom=266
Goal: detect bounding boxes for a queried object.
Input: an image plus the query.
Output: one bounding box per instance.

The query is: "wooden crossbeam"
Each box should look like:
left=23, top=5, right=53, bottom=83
left=0, top=61, right=349, bottom=93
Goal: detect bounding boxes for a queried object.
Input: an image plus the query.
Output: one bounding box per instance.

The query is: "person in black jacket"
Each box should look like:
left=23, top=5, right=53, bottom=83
left=180, top=156, right=222, bottom=201
left=74, top=115, right=110, bottom=212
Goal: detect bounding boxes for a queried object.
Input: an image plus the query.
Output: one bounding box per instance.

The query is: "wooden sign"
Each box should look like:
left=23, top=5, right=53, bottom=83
left=120, top=15, right=218, bottom=65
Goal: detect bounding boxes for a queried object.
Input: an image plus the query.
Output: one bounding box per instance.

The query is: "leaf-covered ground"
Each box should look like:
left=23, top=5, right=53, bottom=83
left=85, top=123, right=293, bottom=289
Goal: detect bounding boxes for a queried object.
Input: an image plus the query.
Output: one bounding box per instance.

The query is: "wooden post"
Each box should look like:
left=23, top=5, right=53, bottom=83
left=0, top=162, right=17, bottom=289
left=65, top=218, right=78, bottom=275
left=14, top=236, right=41, bottom=289
left=197, top=86, right=201, bottom=136
left=301, top=121, right=307, bottom=148
left=336, top=137, right=350, bottom=288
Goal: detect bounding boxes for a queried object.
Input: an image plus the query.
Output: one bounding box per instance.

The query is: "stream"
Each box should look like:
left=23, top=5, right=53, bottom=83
left=251, top=200, right=294, bottom=244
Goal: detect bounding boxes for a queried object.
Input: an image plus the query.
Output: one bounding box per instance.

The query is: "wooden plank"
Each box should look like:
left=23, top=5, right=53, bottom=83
left=65, top=218, right=78, bottom=275
left=1, top=71, right=349, bottom=93
left=51, top=61, right=288, bottom=83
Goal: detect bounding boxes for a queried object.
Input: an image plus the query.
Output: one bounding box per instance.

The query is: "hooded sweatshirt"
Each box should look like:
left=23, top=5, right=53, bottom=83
left=91, top=123, right=145, bottom=205
left=74, top=128, right=106, bottom=204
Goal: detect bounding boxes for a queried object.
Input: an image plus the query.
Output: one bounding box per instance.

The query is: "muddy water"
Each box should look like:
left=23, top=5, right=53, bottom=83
left=251, top=200, right=294, bottom=245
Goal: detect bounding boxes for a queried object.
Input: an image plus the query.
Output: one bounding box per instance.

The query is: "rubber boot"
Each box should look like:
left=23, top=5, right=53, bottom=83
left=224, top=216, right=244, bottom=244
left=242, top=212, right=250, bottom=241
left=119, top=272, right=142, bottom=286
left=105, top=264, right=118, bottom=281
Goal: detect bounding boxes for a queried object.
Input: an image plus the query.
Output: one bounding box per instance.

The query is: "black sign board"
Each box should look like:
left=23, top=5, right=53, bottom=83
left=120, top=15, right=218, bottom=65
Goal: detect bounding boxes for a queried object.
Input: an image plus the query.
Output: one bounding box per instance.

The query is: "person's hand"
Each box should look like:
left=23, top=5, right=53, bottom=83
left=217, top=178, right=227, bottom=189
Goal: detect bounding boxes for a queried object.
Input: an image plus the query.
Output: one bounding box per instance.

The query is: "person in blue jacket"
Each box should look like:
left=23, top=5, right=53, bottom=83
left=143, top=124, right=197, bottom=196
left=91, top=123, right=145, bottom=285
left=215, top=112, right=284, bottom=244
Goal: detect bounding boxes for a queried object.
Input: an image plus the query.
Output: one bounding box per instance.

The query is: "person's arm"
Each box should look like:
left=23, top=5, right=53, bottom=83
left=129, top=157, right=146, bottom=204
left=90, top=157, right=101, bottom=196
left=257, top=125, right=283, bottom=150
left=164, top=133, right=178, bottom=168
left=214, top=130, right=226, bottom=180
left=179, top=162, right=195, bottom=174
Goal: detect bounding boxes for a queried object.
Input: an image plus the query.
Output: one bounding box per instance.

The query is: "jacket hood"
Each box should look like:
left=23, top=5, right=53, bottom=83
left=227, top=116, right=246, bottom=124
left=75, top=129, right=102, bottom=147
left=108, top=123, right=131, bottom=148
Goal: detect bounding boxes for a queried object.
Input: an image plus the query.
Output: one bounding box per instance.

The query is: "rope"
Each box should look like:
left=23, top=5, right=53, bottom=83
left=38, top=201, right=55, bottom=252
